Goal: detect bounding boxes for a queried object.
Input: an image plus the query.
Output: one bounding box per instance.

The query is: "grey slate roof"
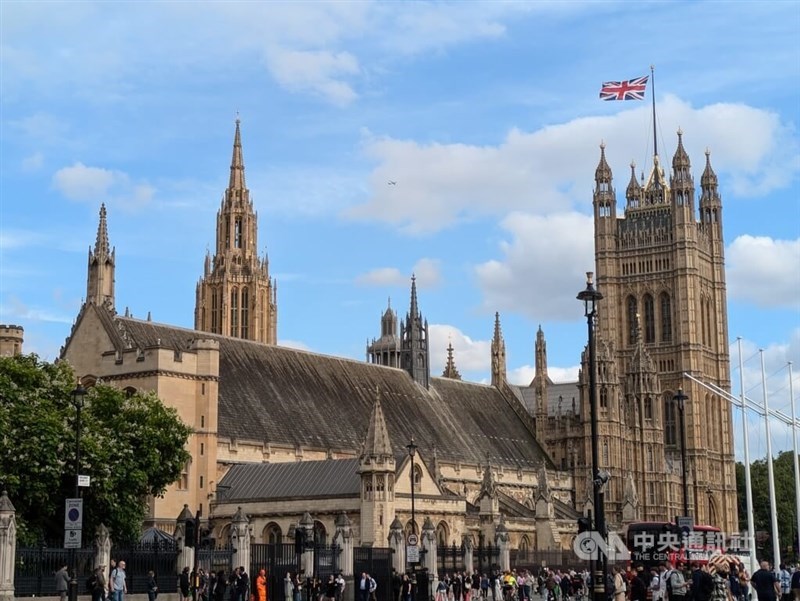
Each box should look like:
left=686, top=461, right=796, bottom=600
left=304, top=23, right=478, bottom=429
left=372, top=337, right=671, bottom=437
left=512, top=380, right=581, bottom=418
left=218, top=458, right=361, bottom=501
left=108, top=313, right=551, bottom=468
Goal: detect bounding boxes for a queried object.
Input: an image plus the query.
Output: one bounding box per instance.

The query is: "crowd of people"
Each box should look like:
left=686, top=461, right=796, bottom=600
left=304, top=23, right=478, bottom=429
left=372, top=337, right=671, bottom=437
left=56, top=555, right=800, bottom=601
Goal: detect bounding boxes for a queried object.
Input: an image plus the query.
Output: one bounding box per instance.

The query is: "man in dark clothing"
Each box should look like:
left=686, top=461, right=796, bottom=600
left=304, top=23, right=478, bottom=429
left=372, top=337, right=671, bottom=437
left=751, top=562, right=780, bottom=601
left=691, top=565, right=714, bottom=601
left=392, top=570, right=403, bottom=601
left=630, top=567, right=648, bottom=601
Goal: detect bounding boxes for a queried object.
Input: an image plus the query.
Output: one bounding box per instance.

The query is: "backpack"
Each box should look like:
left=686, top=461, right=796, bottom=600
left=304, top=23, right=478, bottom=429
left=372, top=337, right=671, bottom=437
left=665, top=571, right=674, bottom=599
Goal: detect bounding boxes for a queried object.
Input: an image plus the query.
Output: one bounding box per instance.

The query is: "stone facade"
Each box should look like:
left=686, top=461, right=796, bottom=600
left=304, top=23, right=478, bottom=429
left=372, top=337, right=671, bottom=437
left=520, top=133, right=737, bottom=533
left=0, top=325, right=23, bottom=357
left=59, top=124, right=578, bottom=547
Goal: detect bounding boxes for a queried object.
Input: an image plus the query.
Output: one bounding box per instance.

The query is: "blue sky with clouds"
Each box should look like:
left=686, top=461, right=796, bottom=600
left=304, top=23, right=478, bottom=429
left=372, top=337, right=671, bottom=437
left=1, top=1, right=798, bottom=455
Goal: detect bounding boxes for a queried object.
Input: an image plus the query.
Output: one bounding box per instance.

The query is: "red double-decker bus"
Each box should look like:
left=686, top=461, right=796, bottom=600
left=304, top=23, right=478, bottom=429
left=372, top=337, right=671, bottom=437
left=624, top=521, right=723, bottom=569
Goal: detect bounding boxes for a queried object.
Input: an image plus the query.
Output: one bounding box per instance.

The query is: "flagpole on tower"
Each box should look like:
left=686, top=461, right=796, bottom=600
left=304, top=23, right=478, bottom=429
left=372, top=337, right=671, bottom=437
left=650, top=64, right=657, bottom=157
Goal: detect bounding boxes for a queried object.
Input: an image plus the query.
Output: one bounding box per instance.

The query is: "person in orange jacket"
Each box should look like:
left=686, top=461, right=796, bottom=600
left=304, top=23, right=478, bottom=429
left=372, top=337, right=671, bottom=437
left=256, top=570, right=268, bottom=601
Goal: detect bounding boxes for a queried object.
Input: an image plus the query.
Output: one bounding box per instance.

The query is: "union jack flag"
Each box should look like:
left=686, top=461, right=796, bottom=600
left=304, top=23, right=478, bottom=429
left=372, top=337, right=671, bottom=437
left=599, top=76, right=649, bottom=101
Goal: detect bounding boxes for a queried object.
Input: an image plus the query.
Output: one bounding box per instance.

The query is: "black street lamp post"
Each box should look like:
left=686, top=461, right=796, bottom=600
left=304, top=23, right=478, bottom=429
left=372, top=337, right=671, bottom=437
left=577, top=272, right=605, bottom=601
left=68, top=384, right=87, bottom=601
left=406, top=437, right=418, bottom=536
left=406, top=437, right=418, bottom=585
left=673, top=388, right=690, bottom=518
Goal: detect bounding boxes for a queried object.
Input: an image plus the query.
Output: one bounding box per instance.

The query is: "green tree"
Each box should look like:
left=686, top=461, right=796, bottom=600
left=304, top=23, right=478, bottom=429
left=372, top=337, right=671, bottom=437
left=0, top=354, right=192, bottom=544
left=736, top=450, right=799, bottom=563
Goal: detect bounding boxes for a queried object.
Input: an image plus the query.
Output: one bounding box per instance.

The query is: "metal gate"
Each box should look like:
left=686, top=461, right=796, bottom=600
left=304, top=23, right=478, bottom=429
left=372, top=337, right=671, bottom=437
left=353, top=547, right=393, bottom=601
left=251, top=543, right=299, bottom=601
left=197, top=545, right=236, bottom=576
left=250, top=543, right=341, bottom=601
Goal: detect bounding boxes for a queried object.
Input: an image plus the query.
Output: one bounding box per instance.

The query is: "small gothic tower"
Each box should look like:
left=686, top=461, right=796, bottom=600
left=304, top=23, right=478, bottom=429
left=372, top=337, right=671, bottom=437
left=490, top=312, right=507, bottom=387
left=400, top=276, right=430, bottom=388
left=699, top=149, right=723, bottom=240
left=441, top=342, right=462, bottom=380
left=358, top=388, right=396, bottom=547
left=86, top=203, right=115, bottom=310
left=532, top=325, right=549, bottom=442
left=367, top=299, right=401, bottom=367
left=195, top=119, right=277, bottom=344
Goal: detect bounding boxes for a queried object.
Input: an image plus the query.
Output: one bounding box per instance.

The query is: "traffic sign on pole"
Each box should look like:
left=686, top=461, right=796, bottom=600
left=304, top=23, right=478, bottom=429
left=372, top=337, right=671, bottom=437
left=64, top=499, right=83, bottom=530
left=64, top=528, right=82, bottom=549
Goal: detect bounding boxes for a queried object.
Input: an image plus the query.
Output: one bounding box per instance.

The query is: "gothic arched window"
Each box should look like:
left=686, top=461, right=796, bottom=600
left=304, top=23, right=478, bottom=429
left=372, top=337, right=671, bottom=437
left=230, top=287, right=239, bottom=337
left=627, top=296, right=638, bottom=345
left=412, top=464, right=422, bottom=493
left=263, top=523, right=282, bottom=545
left=664, top=392, right=677, bottom=448
left=313, top=521, right=327, bottom=546
left=643, top=294, right=655, bottom=343
left=644, top=396, right=653, bottom=420
left=660, top=292, right=672, bottom=342
left=240, top=287, right=249, bottom=339
left=234, top=217, right=243, bottom=248
left=600, top=387, right=608, bottom=410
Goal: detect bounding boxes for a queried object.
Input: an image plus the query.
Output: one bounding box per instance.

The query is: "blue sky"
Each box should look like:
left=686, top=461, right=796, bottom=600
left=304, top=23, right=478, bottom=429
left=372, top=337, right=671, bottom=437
left=1, top=1, right=798, bottom=456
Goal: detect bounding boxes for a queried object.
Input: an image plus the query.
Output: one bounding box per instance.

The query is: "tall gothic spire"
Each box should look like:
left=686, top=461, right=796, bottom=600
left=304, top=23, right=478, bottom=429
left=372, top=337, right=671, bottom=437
left=86, top=204, right=116, bottom=310
left=490, top=312, right=507, bottom=387
left=194, top=119, right=277, bottom=344
left=229, top=117, right=246, bottom=190
left=362, top=387, right=393, bottom=459
left=95, top=203, right=111, bottom=256
left=442, top=342, right=462, bottom=380
left=671, top=128, right=691, bottom=171
left=409, top=274, right=419, bottom=319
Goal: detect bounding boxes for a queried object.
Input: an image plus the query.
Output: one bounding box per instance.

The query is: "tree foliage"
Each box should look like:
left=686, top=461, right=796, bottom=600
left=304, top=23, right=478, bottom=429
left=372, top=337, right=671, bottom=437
left=0, top=354, right=192, bottom=545
left=736, top=450, right=799, bottom=563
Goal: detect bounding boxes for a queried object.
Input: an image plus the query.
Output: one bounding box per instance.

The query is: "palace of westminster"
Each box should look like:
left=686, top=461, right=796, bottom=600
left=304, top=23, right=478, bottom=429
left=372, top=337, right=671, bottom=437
left=4, top=118, right=737, bottom=550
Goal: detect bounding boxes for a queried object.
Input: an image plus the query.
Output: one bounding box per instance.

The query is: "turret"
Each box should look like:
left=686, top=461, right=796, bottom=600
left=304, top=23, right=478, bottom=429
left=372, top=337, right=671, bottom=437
left=400, top=276, right=430, bottom=388
left=699, top=149, right=723, bottom=239
left=670, top=129, right=695, bottom=224
left=367, top=299, right=401, bottom=367
left=490, top=312, right=506, bottom=387
left=86, top=203, right=116, bottom=310
left=625, top=162, right=642, bottom=210
left=358, top=388, right=396, bottom=547
left=593, top=142, right=617, bottom=229
left=442, top=342, right=462, bottom=380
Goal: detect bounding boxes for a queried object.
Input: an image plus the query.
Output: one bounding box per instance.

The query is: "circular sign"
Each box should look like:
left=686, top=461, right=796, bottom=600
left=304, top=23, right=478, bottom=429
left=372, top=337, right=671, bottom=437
left=68, top=508, right=80, bottom=521
left=407, top=534, right=419, bottom=546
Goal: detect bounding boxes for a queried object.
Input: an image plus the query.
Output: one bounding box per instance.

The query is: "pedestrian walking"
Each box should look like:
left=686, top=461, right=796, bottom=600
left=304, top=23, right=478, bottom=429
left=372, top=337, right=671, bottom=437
left=110, top=561, right=128, bottom=601
left=55, top=564, right=70, bottom=601
left=147, top=571, right=159, bottom=601
left=181, top=567, right=192, bottom=601
left=256, top=569, right=268, bottom=601
left=751, top=562, right=780, bottom=601
left=91, top=566, right=107, bottom=601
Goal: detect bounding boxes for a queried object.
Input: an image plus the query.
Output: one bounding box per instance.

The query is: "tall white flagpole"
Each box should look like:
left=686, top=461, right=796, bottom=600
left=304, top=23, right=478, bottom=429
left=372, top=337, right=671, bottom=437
left=739, top=338, right=757, bottom=575
left=790, top=361, right=800, bottom=558
left=761, top=349, right=781, bottom=568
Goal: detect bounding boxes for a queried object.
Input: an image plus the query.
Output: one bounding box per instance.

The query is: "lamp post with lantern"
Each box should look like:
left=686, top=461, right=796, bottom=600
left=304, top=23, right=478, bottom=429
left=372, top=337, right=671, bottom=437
left=576, top=272, right=606, bottom=601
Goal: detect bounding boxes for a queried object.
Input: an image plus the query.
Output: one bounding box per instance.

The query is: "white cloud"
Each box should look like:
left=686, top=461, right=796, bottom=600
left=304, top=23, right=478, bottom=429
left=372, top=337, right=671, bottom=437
left=347, top=96, right=798, bottom=233
left=355, top=258, right=441, bottom=288
left=475, top=211, right=595, bottom=321
left=727, top=235, right=800, bottom=309
left=52, top=162, right=154, bottom=209
left=21, top=152, right=44, bottom=172
left=507, top=363, right=581, bottom=387
left=428, top=323, right=491, bottom=375
left=265, top=48, right=359, bottom=106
